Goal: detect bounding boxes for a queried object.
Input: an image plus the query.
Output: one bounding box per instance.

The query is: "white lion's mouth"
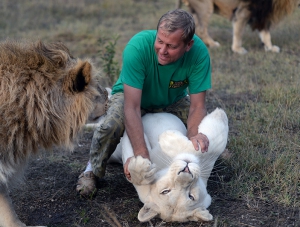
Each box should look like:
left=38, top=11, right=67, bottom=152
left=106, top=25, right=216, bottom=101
left=178, top=164, right=193, bottom=177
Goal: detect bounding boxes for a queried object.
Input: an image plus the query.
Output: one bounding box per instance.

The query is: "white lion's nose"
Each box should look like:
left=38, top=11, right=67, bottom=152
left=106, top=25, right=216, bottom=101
left=183, top=165, right=190, bottom=173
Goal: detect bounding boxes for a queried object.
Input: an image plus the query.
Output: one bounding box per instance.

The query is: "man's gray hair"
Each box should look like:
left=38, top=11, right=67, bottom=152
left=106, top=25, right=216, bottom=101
left=157, top=9, right=195, bottom=44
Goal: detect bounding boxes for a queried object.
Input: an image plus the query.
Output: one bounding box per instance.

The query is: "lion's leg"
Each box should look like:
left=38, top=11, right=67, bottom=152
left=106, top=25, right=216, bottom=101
left=258, top=30, right=280, bottom=53
left=0, top=185, right=26, bottom=227
left=188, top=0, right=220, bottom=47
left=197, top=108, right=228, bottom=186
left=231, top=3, right=250, bottom=54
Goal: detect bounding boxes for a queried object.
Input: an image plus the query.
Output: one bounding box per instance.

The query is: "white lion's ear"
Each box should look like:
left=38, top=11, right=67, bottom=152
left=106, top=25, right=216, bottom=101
left=138, top=203, right=159, bottom=222
left=159, top=130, right=194, bottom=158
left=192, top=208, right=213, bottom=221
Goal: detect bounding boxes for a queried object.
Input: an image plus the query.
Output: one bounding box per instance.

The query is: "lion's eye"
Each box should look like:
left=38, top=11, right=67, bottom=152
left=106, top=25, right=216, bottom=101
left=189, top=194, right=195, bottom=200
left=161, top=189, right=171, bottom=194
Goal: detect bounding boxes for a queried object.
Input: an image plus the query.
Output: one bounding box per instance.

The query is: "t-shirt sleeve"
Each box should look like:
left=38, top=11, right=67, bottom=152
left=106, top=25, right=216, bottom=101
left=120, top=44, right=145, bottom=90
left=188, top=43, right=212, bottom=94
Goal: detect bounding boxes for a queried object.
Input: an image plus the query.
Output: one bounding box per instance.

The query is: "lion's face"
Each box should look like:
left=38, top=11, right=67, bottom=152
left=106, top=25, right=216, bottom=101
left=137, top=153, right=213, bottom=222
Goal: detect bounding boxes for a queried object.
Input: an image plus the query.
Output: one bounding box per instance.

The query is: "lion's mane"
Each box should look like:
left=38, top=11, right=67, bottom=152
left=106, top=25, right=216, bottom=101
left=244, top=0, right=299, bottom=30
left=0, top=40, right=98, bottom=185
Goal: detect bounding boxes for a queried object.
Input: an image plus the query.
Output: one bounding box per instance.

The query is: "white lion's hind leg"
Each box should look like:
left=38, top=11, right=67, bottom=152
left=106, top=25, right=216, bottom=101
left=197, top=108, right=229, bottom=185
left=198, top=108, right=228, bottom=157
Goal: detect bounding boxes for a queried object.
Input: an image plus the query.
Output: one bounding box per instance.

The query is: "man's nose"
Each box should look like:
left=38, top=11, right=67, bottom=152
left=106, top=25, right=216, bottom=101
left=160, top=45, right=167, bottom=54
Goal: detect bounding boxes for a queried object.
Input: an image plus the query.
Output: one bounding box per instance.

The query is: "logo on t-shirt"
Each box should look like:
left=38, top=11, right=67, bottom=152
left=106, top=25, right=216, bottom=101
left=169, top=79, right=188, bottom=89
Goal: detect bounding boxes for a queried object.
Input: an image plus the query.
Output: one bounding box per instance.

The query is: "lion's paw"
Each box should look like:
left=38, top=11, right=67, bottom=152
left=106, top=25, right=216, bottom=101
left=209, top=41, right=220, bottom=48
left=232, top=46, right=248, bottom=54
left=128, top=156, right=156, bottom=185
left=159, top=130, right=194, bottom=157
left=265, top=45, right=280, bottom=53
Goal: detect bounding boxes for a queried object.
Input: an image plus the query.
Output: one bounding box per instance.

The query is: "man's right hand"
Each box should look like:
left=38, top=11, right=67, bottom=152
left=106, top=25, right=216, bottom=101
left=124, top=156, right=133, bottom=181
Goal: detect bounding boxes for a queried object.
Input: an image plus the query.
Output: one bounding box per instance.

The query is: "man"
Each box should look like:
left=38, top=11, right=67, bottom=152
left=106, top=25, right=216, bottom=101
left=76, top=9, right=211, bottom=195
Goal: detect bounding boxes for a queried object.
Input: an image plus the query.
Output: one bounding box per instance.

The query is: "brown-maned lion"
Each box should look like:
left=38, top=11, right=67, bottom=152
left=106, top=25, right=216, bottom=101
left=176, top=0, right=300, bottom=54
left=0, top=40, right=99, bottom=227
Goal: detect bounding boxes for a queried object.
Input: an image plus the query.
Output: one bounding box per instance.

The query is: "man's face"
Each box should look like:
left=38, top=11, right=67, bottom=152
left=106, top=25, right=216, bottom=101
left=154, top=27, right=193, bottom=65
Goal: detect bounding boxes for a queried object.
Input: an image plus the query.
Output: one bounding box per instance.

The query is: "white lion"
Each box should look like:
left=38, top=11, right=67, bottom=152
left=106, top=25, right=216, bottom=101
left=108, top=107, right=229, bottom=222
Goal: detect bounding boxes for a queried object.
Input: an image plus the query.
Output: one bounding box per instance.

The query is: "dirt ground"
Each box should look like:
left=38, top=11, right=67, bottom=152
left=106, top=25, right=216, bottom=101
left=10, top=92, right=299, bottom=227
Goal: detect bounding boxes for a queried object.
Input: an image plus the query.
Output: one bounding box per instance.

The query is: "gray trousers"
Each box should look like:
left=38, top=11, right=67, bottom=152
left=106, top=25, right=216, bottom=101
left=90, top=93, right=191, bottom=178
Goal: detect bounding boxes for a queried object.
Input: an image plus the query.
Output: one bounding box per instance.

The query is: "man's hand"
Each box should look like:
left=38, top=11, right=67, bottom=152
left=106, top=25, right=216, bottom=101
left=124, top=157, right=133, bottom=180
left=189, top=132, right=209, bottom=152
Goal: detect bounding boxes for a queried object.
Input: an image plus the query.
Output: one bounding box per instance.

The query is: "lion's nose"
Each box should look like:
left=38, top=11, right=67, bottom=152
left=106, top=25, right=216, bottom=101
left=183, top=165, right=190, bottom=173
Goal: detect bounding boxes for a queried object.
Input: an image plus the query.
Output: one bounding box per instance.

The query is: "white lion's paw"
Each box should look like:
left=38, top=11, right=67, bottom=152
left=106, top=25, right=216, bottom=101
left=128, top=156, right=156, bottom=185
left=159, top=130, right=192, bottom=157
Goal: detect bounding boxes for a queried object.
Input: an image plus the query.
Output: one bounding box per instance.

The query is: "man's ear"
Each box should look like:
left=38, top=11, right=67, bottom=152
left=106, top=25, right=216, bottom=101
left=186, top=39, right=194, bottom=52
left=64, top=60, right=92, bottom=93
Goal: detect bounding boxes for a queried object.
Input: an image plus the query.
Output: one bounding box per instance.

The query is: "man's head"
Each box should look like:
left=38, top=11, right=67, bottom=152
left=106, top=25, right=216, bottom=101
left=154, top=9, right=195, bottom=65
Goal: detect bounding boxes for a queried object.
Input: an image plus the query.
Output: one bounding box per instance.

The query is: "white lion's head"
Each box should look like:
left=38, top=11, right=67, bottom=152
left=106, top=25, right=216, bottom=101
left=134, top=153, right=213, bottom=222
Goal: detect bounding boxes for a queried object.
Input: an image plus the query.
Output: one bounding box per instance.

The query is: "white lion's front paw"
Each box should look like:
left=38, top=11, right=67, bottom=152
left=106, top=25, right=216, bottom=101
left=159, top=130, right=194, bottom=157
left=128, top=156, right=156, bottom=185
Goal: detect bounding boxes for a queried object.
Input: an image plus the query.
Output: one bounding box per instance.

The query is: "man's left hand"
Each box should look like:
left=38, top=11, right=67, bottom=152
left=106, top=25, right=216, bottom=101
left=190, top=133, right=209, bottom=152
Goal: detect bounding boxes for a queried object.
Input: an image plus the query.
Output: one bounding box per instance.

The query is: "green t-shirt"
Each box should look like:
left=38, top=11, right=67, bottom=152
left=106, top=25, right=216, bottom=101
left=112, top=30, right=211, bottom=109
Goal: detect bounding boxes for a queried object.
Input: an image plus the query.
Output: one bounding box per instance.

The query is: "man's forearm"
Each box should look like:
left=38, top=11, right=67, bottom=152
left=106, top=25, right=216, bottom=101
left=124, top=107, right=150, bottom=159
left=187, top=106, right=207, bottom=139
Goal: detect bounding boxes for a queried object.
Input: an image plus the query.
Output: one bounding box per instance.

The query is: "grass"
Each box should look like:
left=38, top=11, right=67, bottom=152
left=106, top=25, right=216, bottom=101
left=1, top=0, right=299, bottom=223
left=209, top=26, right=300, bottom=206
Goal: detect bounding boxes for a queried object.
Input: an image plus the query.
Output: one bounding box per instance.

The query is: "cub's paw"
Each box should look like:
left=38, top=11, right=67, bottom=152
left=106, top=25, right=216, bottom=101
left=128, top=156, right=156, bottom=185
